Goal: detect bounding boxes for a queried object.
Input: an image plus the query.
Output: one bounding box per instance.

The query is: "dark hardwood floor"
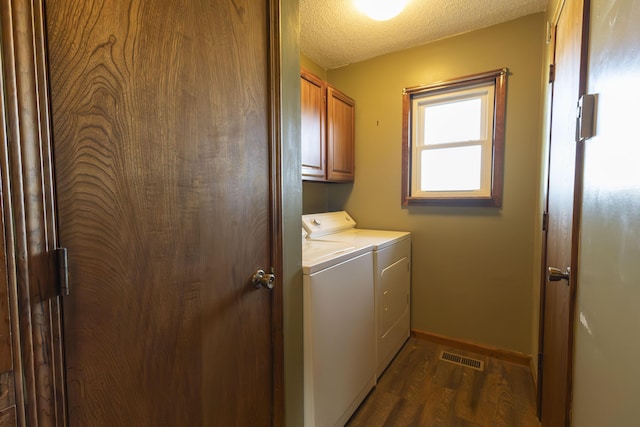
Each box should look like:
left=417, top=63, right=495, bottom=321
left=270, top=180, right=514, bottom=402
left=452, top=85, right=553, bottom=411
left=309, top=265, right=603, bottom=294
left=347, top=337, right=540, bottom=427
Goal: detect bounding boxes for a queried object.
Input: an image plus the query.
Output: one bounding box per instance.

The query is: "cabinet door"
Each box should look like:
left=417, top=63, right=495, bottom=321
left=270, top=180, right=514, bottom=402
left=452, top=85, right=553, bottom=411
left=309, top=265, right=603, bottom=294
left=301, top=70, right=326, bottom=181
left=327, top=85, right=355, bottom=182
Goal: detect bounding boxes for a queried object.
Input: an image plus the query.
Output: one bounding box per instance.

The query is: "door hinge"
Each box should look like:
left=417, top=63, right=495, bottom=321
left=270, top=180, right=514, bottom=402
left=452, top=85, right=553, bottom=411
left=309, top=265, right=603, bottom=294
left=55, top=248, right=70, bottom=296
left=548, top=64, right=555, bottom=83
left=576, top=94, right=596, bottom=142
left=538, top=352, right=543, bottom=370
left=542, top=211, right=549, bottom=231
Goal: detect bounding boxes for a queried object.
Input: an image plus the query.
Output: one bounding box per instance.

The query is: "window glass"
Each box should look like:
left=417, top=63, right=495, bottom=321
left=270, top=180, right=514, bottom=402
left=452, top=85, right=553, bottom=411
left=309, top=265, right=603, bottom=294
left=423, top=97, right=483, bottom=145
left=420, top=145, right=482, bottom=191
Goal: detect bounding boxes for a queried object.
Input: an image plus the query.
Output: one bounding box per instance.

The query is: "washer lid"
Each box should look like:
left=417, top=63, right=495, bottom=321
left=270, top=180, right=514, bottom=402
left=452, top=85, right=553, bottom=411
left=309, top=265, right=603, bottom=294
left=310, top=228, right=411, bottom=249
left=302, top=211, right=356, bottom=237
left=302, top=239, right=372, bottom=274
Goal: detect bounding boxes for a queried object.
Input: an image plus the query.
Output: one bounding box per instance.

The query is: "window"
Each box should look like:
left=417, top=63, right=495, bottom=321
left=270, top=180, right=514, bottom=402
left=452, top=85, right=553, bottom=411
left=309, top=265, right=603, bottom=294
left=402, top=69, right=507, bottom=206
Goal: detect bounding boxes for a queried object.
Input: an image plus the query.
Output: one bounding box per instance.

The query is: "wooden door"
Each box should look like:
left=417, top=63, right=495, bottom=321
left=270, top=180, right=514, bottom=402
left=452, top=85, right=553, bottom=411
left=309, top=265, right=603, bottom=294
left=45, top=0, right=282, bottom=425
left=539, top=0, right=590, bottom=425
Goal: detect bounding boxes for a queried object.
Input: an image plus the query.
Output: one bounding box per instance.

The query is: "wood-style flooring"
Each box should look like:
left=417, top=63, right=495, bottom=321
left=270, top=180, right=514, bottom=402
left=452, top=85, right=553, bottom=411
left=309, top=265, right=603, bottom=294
left=346, top=337, right=541, bottom=427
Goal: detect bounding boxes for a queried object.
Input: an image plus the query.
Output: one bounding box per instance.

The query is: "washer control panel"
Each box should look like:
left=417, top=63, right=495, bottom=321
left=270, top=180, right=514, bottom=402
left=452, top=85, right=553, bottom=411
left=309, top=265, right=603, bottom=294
left=302, top=211, right=356, bottom=237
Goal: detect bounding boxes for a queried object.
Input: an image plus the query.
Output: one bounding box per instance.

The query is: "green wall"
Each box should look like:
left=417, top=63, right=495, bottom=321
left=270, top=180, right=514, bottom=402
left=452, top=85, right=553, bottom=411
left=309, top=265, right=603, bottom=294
left=300, top=54, right=327, bottom=80
left=313, top=13, right=547, bottom=354
left=281, top=0, right=304, bottom=426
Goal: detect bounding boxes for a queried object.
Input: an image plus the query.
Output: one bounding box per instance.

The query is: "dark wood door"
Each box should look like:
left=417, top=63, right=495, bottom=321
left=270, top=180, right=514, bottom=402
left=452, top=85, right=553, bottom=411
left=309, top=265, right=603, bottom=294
left=45, top=0, right=280, bottom=425
left=540, top=0, right=589, bottom=425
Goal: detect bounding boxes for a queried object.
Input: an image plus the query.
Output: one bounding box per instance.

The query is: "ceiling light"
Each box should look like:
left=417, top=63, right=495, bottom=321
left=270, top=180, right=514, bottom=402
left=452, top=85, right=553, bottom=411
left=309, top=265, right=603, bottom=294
left=354, top=0, right=409, bottom=21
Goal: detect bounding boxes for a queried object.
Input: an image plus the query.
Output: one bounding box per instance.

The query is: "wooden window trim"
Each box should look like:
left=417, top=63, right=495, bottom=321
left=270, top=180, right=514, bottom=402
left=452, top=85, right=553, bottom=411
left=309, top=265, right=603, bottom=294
left=401, top=68, right=508, bottom=207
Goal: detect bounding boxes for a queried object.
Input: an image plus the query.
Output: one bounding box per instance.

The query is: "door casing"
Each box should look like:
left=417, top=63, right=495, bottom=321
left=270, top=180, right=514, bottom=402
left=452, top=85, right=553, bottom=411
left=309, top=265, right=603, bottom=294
left=537, top=0, right=591, bottom=425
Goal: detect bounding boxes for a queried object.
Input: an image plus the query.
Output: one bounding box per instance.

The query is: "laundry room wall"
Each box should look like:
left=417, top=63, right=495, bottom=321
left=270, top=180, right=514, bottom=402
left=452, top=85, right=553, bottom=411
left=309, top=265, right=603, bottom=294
left=308, top=13, right=547, bottom=354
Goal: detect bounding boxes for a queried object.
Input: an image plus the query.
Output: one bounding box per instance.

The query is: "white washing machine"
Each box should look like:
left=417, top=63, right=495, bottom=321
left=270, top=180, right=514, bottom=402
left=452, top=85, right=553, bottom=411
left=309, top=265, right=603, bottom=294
left=303, top=211, right=411, bottom=379
left=302, top=233, right=375, bottom=427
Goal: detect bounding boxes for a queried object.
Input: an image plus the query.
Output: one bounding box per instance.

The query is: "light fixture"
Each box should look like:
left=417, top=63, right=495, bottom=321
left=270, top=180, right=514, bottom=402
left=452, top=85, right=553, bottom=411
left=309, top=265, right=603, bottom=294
left=354, top=0, right=409, bottom=21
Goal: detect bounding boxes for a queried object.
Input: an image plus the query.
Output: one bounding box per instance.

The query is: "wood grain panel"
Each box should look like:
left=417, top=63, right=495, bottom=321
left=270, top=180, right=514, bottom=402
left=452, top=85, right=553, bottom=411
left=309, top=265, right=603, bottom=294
left=0, top=372, right=15, bottom=411
left=46, top=0, right=277, bottom=425
left=0, top=406, right=16, bottom=427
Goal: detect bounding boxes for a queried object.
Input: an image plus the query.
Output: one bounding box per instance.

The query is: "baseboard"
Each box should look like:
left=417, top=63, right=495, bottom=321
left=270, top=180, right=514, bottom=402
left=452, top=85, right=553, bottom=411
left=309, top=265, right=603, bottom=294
left=411, top=329, right=532, bottom=366
left=530, top=355, right=538, bottom=395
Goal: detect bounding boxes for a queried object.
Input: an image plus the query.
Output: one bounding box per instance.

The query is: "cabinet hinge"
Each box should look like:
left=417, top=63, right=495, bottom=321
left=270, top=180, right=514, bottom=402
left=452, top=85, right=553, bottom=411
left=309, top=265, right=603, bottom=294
left=55, top=248, right=70, bottom=296
left=548, top=64, right=555, bottom=83
left=542, top=211, right=549, bottom=231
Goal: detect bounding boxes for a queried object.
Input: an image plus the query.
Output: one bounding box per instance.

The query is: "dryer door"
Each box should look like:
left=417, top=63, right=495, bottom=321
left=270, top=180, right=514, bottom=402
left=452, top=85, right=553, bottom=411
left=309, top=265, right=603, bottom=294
left=376, top=238, right=412, bottom=377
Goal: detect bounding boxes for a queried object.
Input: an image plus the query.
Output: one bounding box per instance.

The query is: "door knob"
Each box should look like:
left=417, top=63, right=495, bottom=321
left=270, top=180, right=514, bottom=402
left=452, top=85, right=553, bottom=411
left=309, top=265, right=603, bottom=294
left=548, top=266, right=570, bottom=284
left=252, top=269, right=275, bottom=289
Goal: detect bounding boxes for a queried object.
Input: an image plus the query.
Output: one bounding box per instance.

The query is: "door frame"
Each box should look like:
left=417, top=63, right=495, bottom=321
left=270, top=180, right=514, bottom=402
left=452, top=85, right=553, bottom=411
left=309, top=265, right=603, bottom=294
left=0, top=0, right=285, bottom=425
left=267, top=0, right=286, bottom=424
left=1, top=0, right=66, bottom=425
left=536, top=0, right=590, bottom=423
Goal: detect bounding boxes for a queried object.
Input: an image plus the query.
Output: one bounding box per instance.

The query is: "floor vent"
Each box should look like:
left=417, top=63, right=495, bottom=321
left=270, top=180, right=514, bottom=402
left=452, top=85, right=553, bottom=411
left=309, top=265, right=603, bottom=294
left=439, top=351, right=484, bottom=371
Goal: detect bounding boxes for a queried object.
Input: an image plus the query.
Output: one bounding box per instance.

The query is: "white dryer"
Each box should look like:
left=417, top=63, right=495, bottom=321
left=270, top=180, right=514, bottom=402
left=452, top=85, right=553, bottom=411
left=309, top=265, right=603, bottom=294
left=303, top=211, right=411, bottom=379
left=302, top=233, right=375, bottom=427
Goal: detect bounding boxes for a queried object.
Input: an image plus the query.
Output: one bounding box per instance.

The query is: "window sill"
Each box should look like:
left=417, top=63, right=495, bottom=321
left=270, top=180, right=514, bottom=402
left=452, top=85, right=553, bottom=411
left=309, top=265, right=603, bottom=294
left=402, top=195, right=502, bottom=207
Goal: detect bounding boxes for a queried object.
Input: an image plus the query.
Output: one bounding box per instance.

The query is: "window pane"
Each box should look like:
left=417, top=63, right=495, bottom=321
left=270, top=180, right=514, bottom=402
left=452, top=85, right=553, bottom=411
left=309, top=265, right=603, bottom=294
left=421, top=145, right=482, bottom=191
left=423, top=97, right=482, bottom=145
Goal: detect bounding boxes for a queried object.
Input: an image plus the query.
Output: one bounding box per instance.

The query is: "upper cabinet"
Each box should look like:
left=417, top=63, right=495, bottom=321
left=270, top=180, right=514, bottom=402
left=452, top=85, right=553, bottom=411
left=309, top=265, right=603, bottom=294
left=326, top=85, right=355, bottom=181
left=301, top=68, right=355, bottom=182
left=301, top=69, right=326, bottom=180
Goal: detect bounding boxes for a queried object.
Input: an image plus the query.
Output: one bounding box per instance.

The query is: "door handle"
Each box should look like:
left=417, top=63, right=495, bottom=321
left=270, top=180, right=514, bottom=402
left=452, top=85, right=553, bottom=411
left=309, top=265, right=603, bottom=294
left=252, top=269, right=275, bottom=290
left=547, top=266, right=570, bottom=284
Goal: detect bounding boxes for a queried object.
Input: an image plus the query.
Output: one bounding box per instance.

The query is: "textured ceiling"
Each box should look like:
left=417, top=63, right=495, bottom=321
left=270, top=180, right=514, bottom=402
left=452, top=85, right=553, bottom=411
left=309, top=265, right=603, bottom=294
left=300, top=0, right=548, bottom=70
